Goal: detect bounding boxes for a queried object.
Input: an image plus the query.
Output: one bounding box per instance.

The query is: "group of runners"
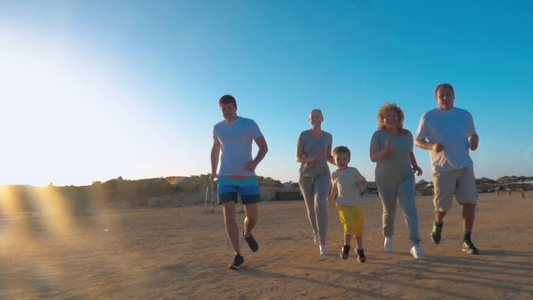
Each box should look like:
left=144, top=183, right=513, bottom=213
left=210, top=83, right=480, bottom=269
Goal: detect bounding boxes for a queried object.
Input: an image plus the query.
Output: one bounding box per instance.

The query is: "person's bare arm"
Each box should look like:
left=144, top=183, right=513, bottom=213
left=296, top=146, right=322, bottom=163
left=245, top=136, right=268, bottom=172
left=370, top=138, right=393, bottom=162
left=326, top=142, right=335, bottom=165
left=355, top=179, right=367, bottom=189
left=410, top=151, right=423, bottom=176
left=327, top=186, right=338, bottom=203
left=210, top=142, right=221, bottom=182
left=469, top=134, right=479, bottom=151
left=415, top=138, right=444, bottom=152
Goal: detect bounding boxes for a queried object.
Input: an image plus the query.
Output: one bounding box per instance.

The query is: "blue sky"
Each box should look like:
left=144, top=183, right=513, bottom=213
left=0, top=0, right=532, bottom=186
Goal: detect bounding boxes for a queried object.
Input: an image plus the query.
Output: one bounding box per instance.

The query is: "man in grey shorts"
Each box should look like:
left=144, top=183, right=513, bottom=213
left=415, top=83, right=480, bottom=254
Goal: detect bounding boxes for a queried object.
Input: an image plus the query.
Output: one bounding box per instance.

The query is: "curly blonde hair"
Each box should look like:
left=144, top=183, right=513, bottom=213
left=377, top=102, right=404, bottom=131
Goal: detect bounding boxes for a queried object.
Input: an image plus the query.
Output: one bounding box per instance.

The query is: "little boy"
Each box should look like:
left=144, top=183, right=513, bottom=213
left=327, top=146, right=368, bottom=262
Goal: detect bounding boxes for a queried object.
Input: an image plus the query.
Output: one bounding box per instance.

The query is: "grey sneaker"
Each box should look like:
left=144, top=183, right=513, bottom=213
left=410, top=244, right=425, bottom=259
left=430, top=221, right=443, bottom=244
left=462, top=239, right=480, bottom=254
left=384, top=237, right=393, bottom=252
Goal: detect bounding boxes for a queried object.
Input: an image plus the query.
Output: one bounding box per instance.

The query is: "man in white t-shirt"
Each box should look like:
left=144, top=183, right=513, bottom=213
left=415, top=83, right=480, bottom=254
left=210, top=95, right=268, bottom=269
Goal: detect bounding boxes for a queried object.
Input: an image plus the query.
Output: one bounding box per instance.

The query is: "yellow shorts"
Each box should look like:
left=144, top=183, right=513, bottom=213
left=336, top=204, right=364, bottom=236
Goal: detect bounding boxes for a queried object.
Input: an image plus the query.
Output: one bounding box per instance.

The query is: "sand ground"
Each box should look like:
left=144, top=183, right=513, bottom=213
left=0, top=191, right=532, bottom=299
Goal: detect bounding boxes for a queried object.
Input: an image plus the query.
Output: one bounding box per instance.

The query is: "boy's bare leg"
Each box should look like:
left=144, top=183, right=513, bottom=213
left=344, top=232, right=352, bottom=247
left=355, top=236, right=363, bottom=250
left=223, top=202, right=241, bottom=254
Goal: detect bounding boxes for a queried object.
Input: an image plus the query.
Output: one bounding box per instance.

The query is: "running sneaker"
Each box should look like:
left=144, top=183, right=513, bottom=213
left=319, top=244, right=329, bottom=255
left=357, top=249, right=366, bottom=263
left=384, top=237, right=393, bottom=253
left=313, top=233, right=320, bottom=245
left=462, top=239, right=480, bottom=254
left=340, top=245, right=350, bottom=260
left=242, top=230, right=259, bottom=252
left=410, top=244, right=425, bottom=259
left=430, top=221, right=443, bottom=244
left=228, top=254, right=244, bottom=270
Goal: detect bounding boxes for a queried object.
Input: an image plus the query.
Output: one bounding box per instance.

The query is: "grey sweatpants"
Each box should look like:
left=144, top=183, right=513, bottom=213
left=377, top=175, right=421, bottom=245
left=298, top=173, right=331, bottom=245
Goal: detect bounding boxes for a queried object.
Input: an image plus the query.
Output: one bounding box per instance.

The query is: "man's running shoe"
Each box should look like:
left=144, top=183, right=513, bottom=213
left=242, top=230, right=259, bottom=252
left=462, top=239, right=480, bottom=254
left=228, top=254, right=244, bottom=270
left=357, top=249, right=366, bottom=263
left=430, top=221, right=443, bottom=244
left=340, top=245, right=350, bottom=260
left=319, top=244, right=329, bottom=255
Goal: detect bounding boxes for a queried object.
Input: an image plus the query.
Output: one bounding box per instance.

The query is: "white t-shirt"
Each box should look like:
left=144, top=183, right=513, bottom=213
left=415, top=107, right=476, bottom=173
left=331, top=167, right=366, bottom=206
left=213, top=117, right=263, bottom=177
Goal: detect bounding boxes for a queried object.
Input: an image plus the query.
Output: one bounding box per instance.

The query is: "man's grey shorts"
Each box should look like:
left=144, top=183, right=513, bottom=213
left=433, top=166, right=478, bottom=212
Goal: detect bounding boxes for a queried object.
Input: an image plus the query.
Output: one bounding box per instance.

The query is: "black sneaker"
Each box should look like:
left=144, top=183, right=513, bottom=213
left=242, top=231, right=259, bottom=252
left=228, top=254, right=244, bottom=269
left=462, top=239, right=480, bottom=254
left=340, top=245, right=350, bottom=260
left=357, top=249, right=366, bottom=263
left=430, top=221, right=443, bottom=244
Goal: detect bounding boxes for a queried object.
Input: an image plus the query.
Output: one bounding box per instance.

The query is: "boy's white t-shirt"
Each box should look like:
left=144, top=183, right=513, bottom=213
left=331, top=167, right=366, bottom=206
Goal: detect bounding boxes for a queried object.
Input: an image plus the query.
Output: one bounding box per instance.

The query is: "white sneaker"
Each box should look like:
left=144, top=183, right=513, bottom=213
left=384, top=237, right=393, bottom=253
left=313, top=233, right=320, bottom=245
left=410, top=245, right=424, bottom=259
left=319, top=244, right=329, bottom=255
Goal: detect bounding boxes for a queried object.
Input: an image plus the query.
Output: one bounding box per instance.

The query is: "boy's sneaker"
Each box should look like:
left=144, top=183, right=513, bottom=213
left=430, top=221, right=443, bottom=244
left=410, top=244, right=425, bottom=259
left=319, top=244, right=329, bottom=255
left=357, top=249, right=366, bottom=263
left=462, top=239, right=480, bottom=254
left=228, top=254, right=244, bottom=270
left=384, top=237, right=393, bottom=253
left=340, top=245, right=350, bottom=260
left=242, top=231, right=259, bottom=252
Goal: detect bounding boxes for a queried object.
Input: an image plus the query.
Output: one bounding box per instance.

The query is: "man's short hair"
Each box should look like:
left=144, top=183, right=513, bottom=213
left=435, top=83, right=455, bottom=98
left=219, top=94, right=237, bottom=108
left=333, top=146, right=351, bottom=158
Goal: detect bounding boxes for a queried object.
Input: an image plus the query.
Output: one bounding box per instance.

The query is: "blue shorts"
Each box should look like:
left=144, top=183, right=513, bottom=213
left=217, top=176, right=261, bottom=205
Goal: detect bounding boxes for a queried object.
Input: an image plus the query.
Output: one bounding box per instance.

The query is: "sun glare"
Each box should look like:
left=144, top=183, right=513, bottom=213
left=0, top=31, right=157, bottom=186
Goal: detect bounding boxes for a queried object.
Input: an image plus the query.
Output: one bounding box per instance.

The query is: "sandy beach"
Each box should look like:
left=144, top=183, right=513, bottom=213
left=1, top=191, right=531, bottom=299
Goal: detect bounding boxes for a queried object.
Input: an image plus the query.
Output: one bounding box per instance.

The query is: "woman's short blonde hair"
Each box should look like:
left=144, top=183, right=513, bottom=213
left=377, top=102, right=404, bottom=131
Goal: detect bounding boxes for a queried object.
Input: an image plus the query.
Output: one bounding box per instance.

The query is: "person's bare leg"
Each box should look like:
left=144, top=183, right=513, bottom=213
left=243, top=202, right=258, bottom=237
left=435, top=210, right=447, bottom=223
left=344, top=232, right=352, bottom=247
left=355, top=236, right=363, bottom=250
left=462, top=204, right=475, bottom=232
left=223, top=202, right=240, bottom=254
